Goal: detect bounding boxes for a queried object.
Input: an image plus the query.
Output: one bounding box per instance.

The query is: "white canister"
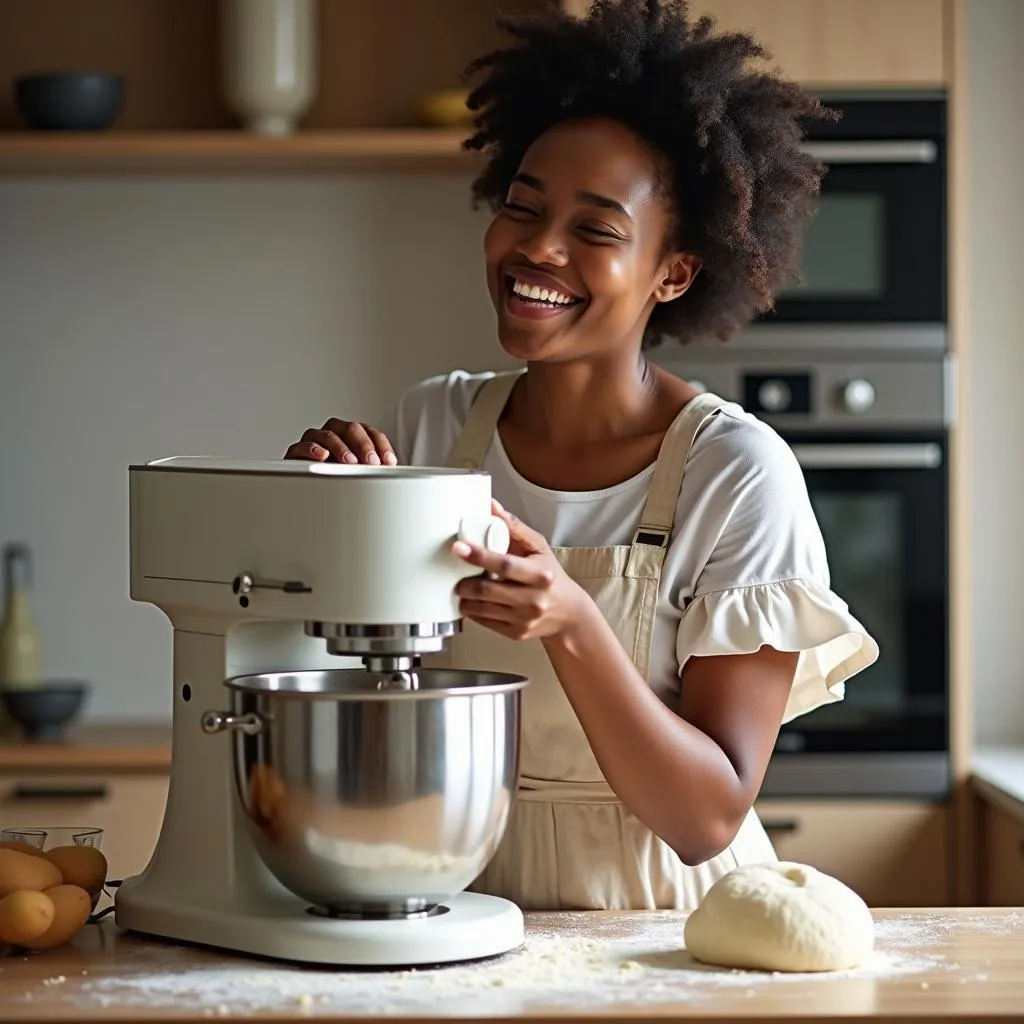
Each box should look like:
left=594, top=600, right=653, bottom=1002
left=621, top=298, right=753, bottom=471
left=221, top=0, right=317, bottom=137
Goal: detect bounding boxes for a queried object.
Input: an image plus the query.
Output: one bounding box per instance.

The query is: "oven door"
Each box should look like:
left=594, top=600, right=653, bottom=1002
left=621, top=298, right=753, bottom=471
left=761, top=432, right=950, bottom=799
left=764, top=98, right=946, bottom=326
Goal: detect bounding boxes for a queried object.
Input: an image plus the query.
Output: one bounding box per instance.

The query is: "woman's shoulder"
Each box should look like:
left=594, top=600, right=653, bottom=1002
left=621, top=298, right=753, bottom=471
left=394, top=369, right=500, bottom=465
left=690, top=397, right=805, bottom=489
left=397, top=368, right=497, bottom=423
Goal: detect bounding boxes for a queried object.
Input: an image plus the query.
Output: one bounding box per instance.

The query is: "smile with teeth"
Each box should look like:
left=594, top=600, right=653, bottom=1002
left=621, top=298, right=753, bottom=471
left=508, top=276, right=581, bottom=307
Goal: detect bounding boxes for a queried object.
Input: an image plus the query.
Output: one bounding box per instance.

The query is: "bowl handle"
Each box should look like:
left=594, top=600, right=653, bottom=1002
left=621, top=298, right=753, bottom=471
left=200, top=710, right=263, bottom=736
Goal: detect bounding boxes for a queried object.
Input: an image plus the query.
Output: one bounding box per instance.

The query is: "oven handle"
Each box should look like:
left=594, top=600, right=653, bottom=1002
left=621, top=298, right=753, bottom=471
left=801, top=140, right=937, bottom=164
left=791, top=443, right=943, bottom=470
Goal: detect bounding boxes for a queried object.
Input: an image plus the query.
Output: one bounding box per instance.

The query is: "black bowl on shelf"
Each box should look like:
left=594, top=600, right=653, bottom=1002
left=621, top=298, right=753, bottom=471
left=0, top=681, right=91, bottom=742
left=13, top=72, right=124, bottom=131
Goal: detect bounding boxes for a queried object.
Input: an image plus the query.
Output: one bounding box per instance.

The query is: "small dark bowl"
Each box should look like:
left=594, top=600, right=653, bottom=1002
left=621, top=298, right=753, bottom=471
left=0, top=681, right=90, bottom=742
left=13, top=72, right=124, bottom=131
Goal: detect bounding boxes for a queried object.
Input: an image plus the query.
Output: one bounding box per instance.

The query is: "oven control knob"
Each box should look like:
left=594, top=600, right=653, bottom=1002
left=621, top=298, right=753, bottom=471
left=841, top=378, right=876, bottom=414
left=757, top=379, right=792, bottom=412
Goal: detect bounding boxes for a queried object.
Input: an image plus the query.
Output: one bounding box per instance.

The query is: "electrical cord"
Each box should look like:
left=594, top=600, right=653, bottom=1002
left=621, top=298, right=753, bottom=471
left=88, top=876, right=123, bottom=925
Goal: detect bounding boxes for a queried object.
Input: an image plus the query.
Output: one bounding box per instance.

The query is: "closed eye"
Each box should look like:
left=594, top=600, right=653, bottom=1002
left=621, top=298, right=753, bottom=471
left=580, top=225, right=625, bottom=242
left=503, top=201, right=537, bottom=217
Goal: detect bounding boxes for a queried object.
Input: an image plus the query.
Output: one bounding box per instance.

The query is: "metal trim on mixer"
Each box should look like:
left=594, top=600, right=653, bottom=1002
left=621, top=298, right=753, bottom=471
left=305, top=619, right=462, bottom=658
left=221, top=668, right=529, bottom=700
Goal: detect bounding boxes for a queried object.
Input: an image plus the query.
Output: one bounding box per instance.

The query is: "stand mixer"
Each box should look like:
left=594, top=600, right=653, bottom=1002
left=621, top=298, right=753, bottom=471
left=114, top=457, right=528, bottom=966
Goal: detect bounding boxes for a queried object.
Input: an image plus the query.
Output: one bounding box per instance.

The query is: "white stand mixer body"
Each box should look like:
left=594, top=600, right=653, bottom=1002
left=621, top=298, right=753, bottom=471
left=115, top=458, right=524, bottom=965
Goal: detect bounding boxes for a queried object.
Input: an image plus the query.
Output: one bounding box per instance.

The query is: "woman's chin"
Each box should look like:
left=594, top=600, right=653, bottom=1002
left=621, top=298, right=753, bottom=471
left=497, top=326, right=563, bottom=362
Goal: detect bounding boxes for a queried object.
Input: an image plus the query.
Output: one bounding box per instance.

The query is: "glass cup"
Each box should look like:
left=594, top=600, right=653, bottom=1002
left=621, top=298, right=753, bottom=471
left=1, top=826, right=106, bottom=910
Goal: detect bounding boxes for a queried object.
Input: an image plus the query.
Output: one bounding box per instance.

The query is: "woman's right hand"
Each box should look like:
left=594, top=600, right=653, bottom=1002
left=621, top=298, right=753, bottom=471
left=284, top=418, right=398, bottom=466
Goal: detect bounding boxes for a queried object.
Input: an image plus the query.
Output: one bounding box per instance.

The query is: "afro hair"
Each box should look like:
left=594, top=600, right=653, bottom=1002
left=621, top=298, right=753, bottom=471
left=463, top=0, right=836, bottom=346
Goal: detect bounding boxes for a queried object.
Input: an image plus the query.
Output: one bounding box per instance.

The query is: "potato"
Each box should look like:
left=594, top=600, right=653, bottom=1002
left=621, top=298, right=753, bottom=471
left=20, top=885, right=91, bottom=951
left=44, top=846, right=107, bottom=897
left=0, top=840, right=47, bottom=859
left=0, top=891, right=55, bottom=945
left=0, top=849, right=63, bottom=897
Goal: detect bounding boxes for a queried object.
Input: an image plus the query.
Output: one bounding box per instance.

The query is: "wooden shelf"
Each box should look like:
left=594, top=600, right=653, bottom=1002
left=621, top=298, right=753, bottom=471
left=0, top=129, right=476, bottom=175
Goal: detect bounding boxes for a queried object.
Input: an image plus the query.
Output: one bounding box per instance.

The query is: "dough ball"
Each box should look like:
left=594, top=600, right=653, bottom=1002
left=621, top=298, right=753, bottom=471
left=684, top=861, right=874, bottom=972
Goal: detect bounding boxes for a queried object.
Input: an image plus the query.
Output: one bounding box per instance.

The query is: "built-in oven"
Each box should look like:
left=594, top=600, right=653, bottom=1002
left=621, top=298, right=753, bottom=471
left=650, top=348, right=954, bottom=799
left=705, top=93, right=948, bottom=357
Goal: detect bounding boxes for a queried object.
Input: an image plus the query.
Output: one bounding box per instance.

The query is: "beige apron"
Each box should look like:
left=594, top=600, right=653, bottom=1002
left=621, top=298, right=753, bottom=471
left=432, top=371, right=777, bottom=911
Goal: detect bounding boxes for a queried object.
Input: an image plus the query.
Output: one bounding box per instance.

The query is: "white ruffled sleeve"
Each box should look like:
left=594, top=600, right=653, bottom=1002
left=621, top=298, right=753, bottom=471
left=674, top=415, right=879, bottom=725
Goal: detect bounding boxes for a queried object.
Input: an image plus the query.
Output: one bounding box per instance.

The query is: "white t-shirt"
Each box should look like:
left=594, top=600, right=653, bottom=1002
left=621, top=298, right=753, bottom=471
left=395, top=370, right=878, bottom=723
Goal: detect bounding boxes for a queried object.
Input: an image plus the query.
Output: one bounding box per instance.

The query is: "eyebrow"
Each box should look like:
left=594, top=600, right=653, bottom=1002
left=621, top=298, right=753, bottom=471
left=512, top=172, right=632, bottom=220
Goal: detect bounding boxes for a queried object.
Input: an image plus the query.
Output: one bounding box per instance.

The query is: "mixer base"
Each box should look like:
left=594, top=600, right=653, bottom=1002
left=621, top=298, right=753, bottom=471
left=116, top=887, right=524, bottom=967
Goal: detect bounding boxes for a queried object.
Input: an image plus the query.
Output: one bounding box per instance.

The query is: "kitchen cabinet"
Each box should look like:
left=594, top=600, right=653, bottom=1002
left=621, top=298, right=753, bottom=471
left=0, top=771, right=168, bottom=882
left=755, top=798, right=950, bottom=907
left=977, top=795, right=1024, bottom=906
left=0, top=0, right=953, bottom=174
left=562, top=0, right=947, bottom=87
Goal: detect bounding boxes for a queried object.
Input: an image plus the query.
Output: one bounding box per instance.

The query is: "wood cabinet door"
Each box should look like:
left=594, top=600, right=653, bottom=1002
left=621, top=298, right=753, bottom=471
left=755, top=799, right=950, bottom=907
left=0, top=773, right=169, bottom=883
left=980, top=802, right=1024, bottom=906
left=561, top=0, right=947, bottom=87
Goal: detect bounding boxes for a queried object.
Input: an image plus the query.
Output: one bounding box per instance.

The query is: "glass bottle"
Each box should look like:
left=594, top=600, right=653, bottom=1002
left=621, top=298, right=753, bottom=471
left=0, top=542, right=43, bottom=687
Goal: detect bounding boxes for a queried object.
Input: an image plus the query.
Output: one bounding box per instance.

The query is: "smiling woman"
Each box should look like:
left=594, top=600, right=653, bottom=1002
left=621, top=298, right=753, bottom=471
left=284, top=0, right=879, bottom=913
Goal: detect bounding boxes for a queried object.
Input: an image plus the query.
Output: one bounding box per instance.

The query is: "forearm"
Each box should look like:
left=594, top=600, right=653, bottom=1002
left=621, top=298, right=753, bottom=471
left=541, top=599, right=749, bottom=864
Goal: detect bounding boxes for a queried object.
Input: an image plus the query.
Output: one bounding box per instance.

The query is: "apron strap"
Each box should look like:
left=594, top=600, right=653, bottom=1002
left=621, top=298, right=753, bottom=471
left=631, top=392, right=730, bottom=549
left=446, top=371, right=523, bottom=470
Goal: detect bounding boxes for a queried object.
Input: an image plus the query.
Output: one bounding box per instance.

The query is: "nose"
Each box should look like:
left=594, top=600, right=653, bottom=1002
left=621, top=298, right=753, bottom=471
left=515, top=221, right=569, bottom=267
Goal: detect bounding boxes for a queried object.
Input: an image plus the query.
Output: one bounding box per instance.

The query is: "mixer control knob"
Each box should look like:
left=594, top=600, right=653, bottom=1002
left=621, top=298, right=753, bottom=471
left=484, top=516, right=510, bottom=555
left=840, top=378, right=876, bottom=414
left=459, top=515, right=511, bottom=556
left=757, top=379, right=792, bottom=413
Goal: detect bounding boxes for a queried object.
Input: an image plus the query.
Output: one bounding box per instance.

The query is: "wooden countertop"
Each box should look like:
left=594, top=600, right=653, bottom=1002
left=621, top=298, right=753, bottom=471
left=0, top=908, right=1022, bottom=1022
left=0, top=725, right=171, bottom=773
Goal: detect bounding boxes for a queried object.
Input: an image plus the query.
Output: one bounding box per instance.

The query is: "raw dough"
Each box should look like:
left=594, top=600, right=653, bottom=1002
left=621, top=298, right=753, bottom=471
left=683, top=861, right=874, bottom=972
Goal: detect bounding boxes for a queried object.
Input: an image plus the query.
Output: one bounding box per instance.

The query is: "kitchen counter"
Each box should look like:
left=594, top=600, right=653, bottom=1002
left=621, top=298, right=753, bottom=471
left=0, top=724, right=171, bottom=773
left=1, top=908, right=1022, bottom=1022
left=974, top=746, right=1024, bottom=817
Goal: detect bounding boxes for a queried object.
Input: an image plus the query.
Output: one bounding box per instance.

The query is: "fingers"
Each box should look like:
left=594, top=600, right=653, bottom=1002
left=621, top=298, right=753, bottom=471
left=452, top=542, right=554, bottom=589
left=364, top=425, right=398, bottom=466
left=284, top=440, right=330, bottom=462
left=490, top=501, right=546, bottom=554
left=284, top=420, right=398, bottom=465
left=322, top=419, right=398, bottom=466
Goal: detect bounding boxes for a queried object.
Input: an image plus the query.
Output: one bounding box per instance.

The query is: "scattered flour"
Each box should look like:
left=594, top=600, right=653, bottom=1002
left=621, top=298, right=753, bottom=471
left=4, top=912, right=972, bottom=1017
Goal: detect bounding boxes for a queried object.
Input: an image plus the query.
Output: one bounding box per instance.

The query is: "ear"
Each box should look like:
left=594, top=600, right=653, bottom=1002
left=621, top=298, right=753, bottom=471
left=653, top=252, right=702, bottom=304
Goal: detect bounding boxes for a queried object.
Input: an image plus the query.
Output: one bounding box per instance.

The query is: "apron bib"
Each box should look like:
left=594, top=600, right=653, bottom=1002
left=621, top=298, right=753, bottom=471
left=428, top=372, right=776, bottom=910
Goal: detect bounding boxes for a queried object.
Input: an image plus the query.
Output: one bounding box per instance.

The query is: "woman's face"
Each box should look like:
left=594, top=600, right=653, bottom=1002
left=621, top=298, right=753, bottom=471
left=484, top=117, right=699, bottom=363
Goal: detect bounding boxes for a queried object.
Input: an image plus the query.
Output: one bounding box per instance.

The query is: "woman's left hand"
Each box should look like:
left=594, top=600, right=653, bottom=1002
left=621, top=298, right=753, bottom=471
left=452, top=502, right=588, bottom=642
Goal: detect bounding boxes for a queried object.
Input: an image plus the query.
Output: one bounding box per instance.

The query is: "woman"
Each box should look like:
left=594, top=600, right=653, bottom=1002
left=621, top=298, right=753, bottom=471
left=285, top=0, right=878, bottom=911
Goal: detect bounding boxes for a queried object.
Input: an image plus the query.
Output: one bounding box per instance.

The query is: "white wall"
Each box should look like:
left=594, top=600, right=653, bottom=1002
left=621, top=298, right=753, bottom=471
left=0, top=175, right=512, bottom=721
left=965, top=0, right=1024, bottom=744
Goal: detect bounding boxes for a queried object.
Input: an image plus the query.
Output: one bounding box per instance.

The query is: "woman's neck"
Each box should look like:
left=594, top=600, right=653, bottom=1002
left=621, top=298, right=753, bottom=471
left=509, top=354, right=665, bottom=446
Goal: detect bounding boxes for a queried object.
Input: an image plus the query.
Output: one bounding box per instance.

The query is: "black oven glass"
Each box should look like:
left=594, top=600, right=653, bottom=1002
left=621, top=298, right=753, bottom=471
left=780, top=194, right=885, bottom=300
left=763, top=97, right=946, bottom=324
left=775, top=433, right=948, bottom=754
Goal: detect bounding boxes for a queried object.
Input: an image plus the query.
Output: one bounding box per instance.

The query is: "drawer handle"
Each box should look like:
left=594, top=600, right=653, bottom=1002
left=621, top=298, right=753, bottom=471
left=762, top=819, right=801, bottom=835
left=9, top=784, right=109, bottom=801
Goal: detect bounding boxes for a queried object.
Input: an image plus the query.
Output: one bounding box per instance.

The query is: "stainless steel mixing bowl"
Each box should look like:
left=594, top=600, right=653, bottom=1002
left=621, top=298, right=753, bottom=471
left=201, top=668, right=526, bottom=917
